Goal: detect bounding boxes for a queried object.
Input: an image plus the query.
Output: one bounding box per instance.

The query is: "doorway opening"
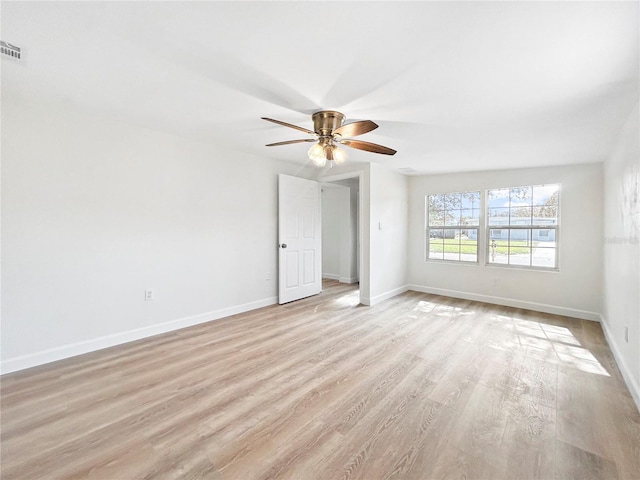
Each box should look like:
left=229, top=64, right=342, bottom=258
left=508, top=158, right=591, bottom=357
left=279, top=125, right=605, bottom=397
left=321, top=176, right=360, bottom=294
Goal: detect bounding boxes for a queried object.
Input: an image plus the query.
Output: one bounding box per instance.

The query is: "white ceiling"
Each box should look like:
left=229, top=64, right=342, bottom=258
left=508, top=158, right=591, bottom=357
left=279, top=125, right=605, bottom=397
left=2, top=1, right=638, bottom=175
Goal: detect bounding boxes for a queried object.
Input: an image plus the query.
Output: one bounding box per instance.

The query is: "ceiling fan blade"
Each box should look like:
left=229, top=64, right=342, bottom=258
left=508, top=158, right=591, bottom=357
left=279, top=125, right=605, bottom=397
left=333, top=120, right=378, bottom=137
left=166, top=48, right=319, bottom=114
left=262, top=117, right=316, bottom=136
left=266, top=139, right=317, bottom=147
left=342, top=140, right=397, bottom=156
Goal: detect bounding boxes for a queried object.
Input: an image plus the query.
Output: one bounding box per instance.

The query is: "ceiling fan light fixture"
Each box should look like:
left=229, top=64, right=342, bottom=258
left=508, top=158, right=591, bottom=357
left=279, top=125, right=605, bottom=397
left=308, top=140, right=347, bottom=167
left=312, top=155, right=327, bottom=167
left=332, top=146, right=347, bottom=165
left=308, top=143, right=326, bottom=166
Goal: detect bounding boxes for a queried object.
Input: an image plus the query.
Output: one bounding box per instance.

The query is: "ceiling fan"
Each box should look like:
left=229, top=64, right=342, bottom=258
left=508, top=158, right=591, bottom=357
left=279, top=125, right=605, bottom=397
left=262, top=110, right=396, bottom=167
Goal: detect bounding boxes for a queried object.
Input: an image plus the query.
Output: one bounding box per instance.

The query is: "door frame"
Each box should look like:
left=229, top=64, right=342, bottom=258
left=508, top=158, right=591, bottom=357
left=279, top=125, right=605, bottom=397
left=320, top=170, right=367, bottom=305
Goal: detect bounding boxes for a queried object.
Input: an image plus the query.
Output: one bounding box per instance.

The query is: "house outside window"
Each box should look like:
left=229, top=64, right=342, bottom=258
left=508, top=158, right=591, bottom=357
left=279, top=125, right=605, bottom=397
left=487, top=184, right=559, bottom=269
left=426, top=191, right=480, bottom=263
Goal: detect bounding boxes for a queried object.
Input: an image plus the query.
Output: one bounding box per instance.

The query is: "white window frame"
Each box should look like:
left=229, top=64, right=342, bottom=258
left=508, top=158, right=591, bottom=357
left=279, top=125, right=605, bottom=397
left=426, top=191, right=480, bottom=264
left=486, top=184, right=560, bottom=270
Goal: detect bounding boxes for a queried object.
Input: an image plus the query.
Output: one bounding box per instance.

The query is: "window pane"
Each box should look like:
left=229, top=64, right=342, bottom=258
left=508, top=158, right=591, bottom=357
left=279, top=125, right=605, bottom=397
left=428, top=231, right=444, bottom=260
left=510, top=186, right=532, bottom=207
left=444, top=209, right=461, bottom=226
left=533, top=205, right=557, bottom=224
left=461, top=191, right=480, bottom=209
left=488, top=231, right=508, bottom=264
left=494, top=239, right=510, bottom=249
left=509, top=247, right=531, bottom=266
left=430, top=228, right=444, bottom=239
left=511, top=206, right=532, bottom=225
left=429, top=209, right=445, bottom=226
left=488, top=188, right=510, bottom=208
left=444, top=229, right=461, bottom=242
left=443, top=250, right=460, bottom=261
left=428, top=227, right=478, bottom=263
left=532, top=246, right=556, bottom=268
left=445, top=193, right=462, bottom=209
left=533, top=185, right=559, bottom=206
left=533, top=228, right=555, bottom=243
left=488, top=207, right=509, bottom=225
left=428, top=194, right=446, bottom=211
left=461, top=236, right=478, bottom=262
left=428, top=248, right=444, bottom=260
left=460, top=209, right=479, bottom=226
left=509, top=229, right=531, bottom=247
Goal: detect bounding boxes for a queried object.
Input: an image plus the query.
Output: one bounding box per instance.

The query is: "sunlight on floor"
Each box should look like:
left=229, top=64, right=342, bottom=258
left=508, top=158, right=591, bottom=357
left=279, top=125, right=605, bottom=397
left=507, top=316, right=610, bottom=377
left=334, top=289, right=361, bottom=307
left=409, top=299, right=610, bottom=377
left=415, top=300, right=475, bottom=317
left=314, top=286, right=360, bottom=312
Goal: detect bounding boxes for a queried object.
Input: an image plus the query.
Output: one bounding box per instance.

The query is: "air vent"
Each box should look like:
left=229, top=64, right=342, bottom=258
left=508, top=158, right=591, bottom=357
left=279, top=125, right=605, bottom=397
left=398, top=167, right=417, bottom=174
left=1, top=41, right=21, bottom=60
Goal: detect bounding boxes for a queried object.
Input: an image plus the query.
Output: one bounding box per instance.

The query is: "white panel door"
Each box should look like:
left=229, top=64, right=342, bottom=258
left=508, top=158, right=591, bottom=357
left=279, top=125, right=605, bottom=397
left=278, top=174, right=321, bottom=304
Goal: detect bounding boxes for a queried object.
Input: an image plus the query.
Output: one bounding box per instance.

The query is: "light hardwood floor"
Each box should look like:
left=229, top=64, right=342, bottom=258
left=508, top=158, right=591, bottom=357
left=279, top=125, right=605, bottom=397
left=2, top=280, right=639, bottom=479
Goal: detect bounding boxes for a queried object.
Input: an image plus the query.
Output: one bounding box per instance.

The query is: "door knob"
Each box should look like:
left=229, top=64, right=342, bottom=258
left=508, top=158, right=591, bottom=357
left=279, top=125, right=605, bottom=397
left=280, top=243, right=287, bottom=248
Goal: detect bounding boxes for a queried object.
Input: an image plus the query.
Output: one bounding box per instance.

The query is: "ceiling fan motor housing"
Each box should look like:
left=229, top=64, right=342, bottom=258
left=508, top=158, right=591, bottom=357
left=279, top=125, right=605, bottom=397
left=312, top=110, right=345, bottom=136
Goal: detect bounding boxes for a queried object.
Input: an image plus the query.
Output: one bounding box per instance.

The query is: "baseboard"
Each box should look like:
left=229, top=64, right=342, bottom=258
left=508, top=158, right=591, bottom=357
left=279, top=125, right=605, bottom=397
left=407, top=284, right=601, bottom=321
left=322, top=273, right=340, bottom=280
left=1, top=296, right=278, bottom=375
left=368, top=285, right=410, bottom=306
left=323, top=274, right=358, bottom=284
left=599, top=314, right=640, bottom=413
left=339, top=276, right=359, bottom=284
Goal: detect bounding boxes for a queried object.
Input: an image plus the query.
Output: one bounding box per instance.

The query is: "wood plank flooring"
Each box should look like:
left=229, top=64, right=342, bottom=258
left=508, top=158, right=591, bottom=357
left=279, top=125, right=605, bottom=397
left=2, top=280, right=639, bottom=479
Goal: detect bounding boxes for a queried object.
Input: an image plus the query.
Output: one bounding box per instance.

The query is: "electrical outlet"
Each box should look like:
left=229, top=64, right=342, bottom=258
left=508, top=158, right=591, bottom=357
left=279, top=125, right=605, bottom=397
left=266, top=272, right=271, bottom=281
left=491, top=278, right=500, bottom=287
left=145, top=289, right=154, bottom=301
left=624, top=325, right=629, bottom=343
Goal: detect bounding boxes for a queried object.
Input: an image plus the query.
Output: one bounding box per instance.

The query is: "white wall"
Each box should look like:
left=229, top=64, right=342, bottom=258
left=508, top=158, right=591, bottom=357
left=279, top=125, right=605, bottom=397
left=368, top=162, right=409, bottom=304
left=602, top=102, right=640, bottom=408
left=321, top=184, right=349, bottom=280
left=408, top=164, right=603, bottom=319
left=1, top=92, right=307, bottom=372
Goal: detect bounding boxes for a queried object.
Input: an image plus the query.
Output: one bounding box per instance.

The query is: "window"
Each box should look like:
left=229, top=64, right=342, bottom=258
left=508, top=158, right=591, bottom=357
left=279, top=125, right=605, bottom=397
left=487, top=184, right=559, bottom=269
left=426, top=191, right=480, bottom=262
